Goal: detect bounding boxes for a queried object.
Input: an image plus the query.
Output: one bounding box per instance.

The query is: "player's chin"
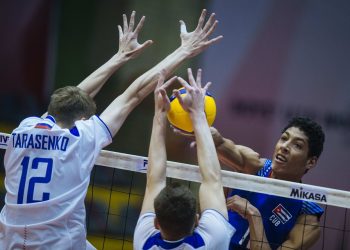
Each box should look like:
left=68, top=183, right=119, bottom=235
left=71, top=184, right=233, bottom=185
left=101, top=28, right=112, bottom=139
left=272, top=159, right=287, bottom=169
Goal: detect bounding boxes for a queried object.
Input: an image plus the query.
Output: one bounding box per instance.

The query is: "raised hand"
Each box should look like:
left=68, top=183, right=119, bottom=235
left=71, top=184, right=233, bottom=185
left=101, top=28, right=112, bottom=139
left=179, top=9, right=223, bottom=58
left=154, top=72, right=177, bottom=114
left=117, top=11, right=153, bottom=59
left=227, top=195, right=260, bottom=219
left=175, top=68, right=211, bottom=114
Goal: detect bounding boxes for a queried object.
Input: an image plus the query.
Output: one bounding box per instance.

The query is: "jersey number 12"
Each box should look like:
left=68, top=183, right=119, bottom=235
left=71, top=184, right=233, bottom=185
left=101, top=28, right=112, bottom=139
left=17, top=156, right=53, bottom=204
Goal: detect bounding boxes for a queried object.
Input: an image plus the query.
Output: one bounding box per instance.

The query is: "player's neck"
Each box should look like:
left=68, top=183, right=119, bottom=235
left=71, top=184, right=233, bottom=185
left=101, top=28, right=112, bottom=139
left=270, top=170, right=302, bottom=183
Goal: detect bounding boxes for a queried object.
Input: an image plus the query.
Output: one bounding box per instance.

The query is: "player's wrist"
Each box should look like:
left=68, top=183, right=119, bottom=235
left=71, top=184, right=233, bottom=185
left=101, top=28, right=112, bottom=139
left=189, top=110, right=206, bottom=121
left=154, top=111, right=168, bottom=122
left=113, top=52, right=130, bottom=64
left=176, top=46, right=193, bottom=58
left=246, top=204, right=261, bottom=218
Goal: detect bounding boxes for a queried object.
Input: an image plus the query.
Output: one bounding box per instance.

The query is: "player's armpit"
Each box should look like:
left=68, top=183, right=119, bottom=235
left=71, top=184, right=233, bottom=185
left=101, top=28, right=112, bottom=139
left=280, top=214, right=321, bottom=250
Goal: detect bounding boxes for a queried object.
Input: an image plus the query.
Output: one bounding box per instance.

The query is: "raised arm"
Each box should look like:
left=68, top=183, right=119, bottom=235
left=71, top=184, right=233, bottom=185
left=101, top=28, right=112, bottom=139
left=172, top=126, right=263, bottom=174
left=42, top=11, right=151, bottom=118
left=100, top=9, right=223, bottom=137
left=77, top=11, right=153, bottom=98
left=211, top=127, right=264, bottom=174
left=176, top=68, right=227, bottom=218
left=140, top=74, right=177, bottom=214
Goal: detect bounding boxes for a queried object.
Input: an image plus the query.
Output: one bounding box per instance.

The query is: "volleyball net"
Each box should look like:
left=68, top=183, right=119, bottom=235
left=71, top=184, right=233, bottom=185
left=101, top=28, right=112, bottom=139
left=0, top=132, right=349, bottom=249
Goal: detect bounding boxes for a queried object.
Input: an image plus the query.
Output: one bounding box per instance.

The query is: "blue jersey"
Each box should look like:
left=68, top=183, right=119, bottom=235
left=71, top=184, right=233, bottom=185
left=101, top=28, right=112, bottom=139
left=228, top=160, right=324, bottom=250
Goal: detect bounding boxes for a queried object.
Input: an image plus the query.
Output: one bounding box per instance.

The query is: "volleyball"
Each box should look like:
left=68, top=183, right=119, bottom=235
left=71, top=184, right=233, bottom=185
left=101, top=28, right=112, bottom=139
left=167, top=87, right=216, bottom=133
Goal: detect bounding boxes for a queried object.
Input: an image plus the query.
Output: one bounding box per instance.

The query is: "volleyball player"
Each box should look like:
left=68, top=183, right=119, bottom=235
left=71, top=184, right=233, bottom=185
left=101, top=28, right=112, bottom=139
left=0, top=9, right=222, bottom=249
left=134, top=68, right=234, bottom=250
left=210, top=118, right=325, bottom=249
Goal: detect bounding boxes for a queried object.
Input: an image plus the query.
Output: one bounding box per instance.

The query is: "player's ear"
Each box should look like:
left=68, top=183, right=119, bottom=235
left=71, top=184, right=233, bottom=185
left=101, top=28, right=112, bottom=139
left=154, top=217, right=160, bottom=230
left=195, top=213, right=199, bottom=227
left=305, top=156, right=317, bottom=172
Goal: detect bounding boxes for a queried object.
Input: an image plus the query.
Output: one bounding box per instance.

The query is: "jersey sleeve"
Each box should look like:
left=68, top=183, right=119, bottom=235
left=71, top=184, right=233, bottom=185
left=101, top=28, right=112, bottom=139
left=72, top=115, right=112, bottom=173
left=257, top=159, right=272, bottom=177
left=133, top=213, right=158, bottom=250
left=75, top=115, right=112, bottom=149
left=300, top=201, right=324, bottom=219
left=196, top=209, right=235, bottom=249
left=16, top=117, right=42, bottom=129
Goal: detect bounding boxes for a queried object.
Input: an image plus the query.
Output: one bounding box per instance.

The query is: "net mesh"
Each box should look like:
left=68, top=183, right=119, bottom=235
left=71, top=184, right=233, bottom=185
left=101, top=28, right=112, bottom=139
left=0, top=132, right=349, bottom=250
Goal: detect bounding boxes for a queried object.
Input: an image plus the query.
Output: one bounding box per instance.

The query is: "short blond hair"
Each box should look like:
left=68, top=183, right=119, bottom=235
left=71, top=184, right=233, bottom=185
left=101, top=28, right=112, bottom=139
left=48, top=86, right=96, bottom=128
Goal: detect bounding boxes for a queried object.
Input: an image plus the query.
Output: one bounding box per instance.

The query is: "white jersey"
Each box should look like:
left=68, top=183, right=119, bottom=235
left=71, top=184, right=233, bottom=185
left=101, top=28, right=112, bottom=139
left=0, top=115, right=112, bottom=250
left=133, top=210, right=235, bottom=250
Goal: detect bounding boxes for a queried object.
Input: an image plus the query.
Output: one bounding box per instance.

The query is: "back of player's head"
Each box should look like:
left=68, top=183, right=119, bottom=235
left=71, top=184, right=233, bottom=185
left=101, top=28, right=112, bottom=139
left=282, top=117, right=325, bottom=158
left=154, top=182, right=197, bottom=239
left=48, top=86, right=96, bottom=128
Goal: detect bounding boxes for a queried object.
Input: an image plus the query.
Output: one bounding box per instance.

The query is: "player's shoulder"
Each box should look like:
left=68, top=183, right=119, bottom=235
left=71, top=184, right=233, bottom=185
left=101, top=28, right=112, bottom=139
left=256, top=159, right=272, bottom=177
left=301, top=200, right=324, bottom=218
left=75, top=115, right=112, bottom=140
left=197, top=210, right=235, bottom=239
left=14, top=116, right=49, bottom=132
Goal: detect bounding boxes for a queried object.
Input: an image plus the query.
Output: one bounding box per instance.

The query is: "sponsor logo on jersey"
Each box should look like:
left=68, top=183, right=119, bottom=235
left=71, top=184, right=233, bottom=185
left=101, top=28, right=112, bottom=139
left=290, top=187, right=327, bottom=202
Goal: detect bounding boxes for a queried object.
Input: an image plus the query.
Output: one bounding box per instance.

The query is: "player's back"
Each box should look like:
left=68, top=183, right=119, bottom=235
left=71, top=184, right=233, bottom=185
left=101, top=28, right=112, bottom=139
left=0, top=115, right=111, bottom=249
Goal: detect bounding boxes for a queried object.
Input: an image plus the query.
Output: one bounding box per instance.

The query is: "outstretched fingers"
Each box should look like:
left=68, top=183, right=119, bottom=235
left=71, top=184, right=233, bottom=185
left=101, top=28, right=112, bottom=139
left=196, top=68, right=202, bottom=88
left=118, top=25, right=123, bottom=41
left=128, top=11, right=136, bottom=32
left=179, top=20, right=187, bottom=34
left=123, top=14, right=128, bottom=32
left=187, top=68, right=196, bottom=87
left=203, top=81, right=212, bottom=92
left=177, top=76, right=191, bottom=90
left=128, top=39, right=153, bottom=53
left=163, top=76, right=178, bottom=90
left=195, top=9, right=207, bottom=31
left=204, top=35, right=224, bottom=47
left=205, top=19, right=220, bottom=38
left=134, top=15, right=146, bottom=34
left=156, top=73, right=165, bottom=89
left=172, top=88, right=186, bottom=110
left=202, top=13, right=216, bottom=34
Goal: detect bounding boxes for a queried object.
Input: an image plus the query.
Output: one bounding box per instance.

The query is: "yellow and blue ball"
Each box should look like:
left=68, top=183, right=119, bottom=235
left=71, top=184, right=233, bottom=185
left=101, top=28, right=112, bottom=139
left=167, top=87, right=216, bottom=133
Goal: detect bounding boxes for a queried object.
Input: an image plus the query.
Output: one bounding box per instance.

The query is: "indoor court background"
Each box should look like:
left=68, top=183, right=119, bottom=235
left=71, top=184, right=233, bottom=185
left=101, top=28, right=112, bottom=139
left=1, top=1, right=350, bottom=249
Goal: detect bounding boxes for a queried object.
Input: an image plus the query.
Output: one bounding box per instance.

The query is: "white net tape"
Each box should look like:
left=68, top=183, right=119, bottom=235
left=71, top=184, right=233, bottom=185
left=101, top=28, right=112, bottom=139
left=1, top=132, right=349, bottom=209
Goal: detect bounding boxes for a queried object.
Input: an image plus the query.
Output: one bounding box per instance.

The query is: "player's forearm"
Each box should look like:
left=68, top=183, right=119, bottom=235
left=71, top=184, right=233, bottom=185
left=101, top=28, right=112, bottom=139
left=77, top=52, right=129, bottom=98
left=245, top=207, right=271, bottom=250
left=216, top=138, right=245, bottom=170
left=147, top=112, right=168, bottom=185
left=123, top=46, right=191, bottom=107
left=281, top=215, right=321, bottom=250
left=191, top=112, right=221, bottom=182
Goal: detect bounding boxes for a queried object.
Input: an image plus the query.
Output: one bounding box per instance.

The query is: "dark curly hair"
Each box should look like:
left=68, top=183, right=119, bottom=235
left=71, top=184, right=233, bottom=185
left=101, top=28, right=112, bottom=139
left=282, top=117, right=325, bottom=158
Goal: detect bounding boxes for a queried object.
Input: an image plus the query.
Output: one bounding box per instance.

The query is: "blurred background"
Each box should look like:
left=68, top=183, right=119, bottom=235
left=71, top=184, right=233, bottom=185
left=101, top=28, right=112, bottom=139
left=1, top=0, right=349, bottom=249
